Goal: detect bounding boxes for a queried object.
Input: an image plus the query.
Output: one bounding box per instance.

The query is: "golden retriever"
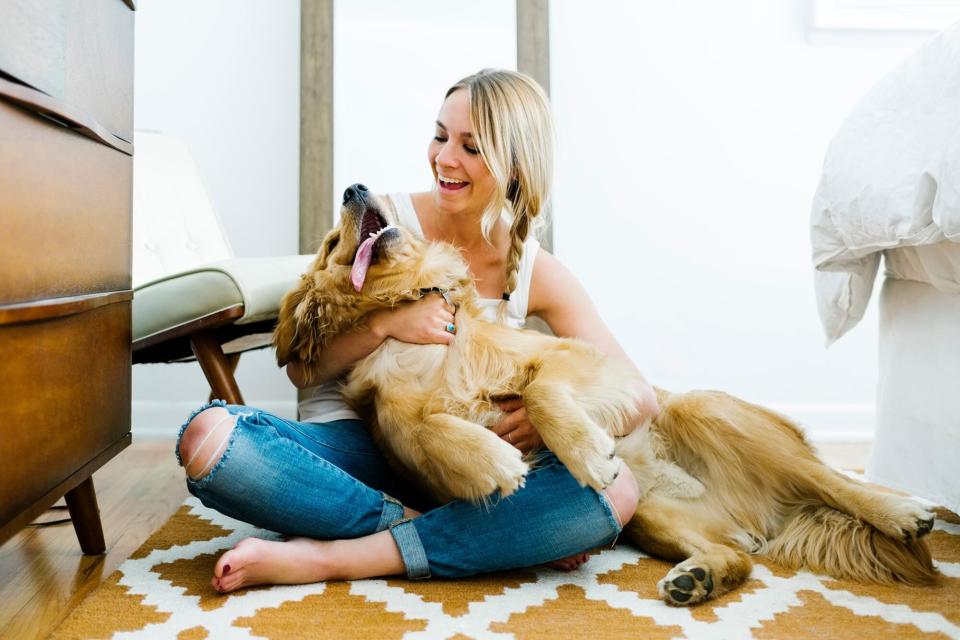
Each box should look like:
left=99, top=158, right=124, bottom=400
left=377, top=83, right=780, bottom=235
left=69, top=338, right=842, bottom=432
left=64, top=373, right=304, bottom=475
left=274, top=186, right=939, bottom=606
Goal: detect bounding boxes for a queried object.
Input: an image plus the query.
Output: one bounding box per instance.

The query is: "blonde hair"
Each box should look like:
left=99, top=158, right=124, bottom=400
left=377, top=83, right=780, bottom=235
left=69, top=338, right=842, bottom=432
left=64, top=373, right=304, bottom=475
left=445, top=69, right=554, bottom=322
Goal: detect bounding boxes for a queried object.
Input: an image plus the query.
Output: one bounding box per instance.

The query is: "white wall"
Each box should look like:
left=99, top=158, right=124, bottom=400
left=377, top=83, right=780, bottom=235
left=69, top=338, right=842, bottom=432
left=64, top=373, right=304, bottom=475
left=131, top=0, right=939, bottom=441
left=132, top=0, right=301, bottom=436
left=550, top=0, right=923, bottom=439
left=131, top=0, right=513, bottom=437
left=333, top=0, right=516, bottom=214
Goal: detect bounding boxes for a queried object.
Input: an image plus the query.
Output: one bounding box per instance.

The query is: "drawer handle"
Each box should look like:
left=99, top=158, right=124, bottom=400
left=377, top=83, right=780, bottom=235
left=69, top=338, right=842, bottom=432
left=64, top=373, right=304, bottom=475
left=0, top=76, right=133, bottom=156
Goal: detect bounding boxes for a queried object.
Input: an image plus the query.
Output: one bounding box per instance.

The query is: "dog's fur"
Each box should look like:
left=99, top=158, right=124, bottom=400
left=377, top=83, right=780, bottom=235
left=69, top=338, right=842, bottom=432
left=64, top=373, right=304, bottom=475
left=275, top=189, right=939, bottom=606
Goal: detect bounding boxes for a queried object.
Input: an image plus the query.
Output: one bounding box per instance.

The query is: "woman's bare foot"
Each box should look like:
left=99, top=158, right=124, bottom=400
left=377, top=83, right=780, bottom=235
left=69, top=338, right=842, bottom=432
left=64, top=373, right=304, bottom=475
left=547, top=552, right=590, bottom=571
left=212, top=537, right=340, bottom=593
left=212, top=505, right=422, bottom=593
left=212, top=526, right=410, bottom=593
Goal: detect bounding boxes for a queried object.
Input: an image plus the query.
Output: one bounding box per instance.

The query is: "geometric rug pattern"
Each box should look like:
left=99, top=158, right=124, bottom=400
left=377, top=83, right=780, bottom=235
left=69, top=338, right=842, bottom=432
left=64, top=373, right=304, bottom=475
left=51, top=494, right=960, bottom=639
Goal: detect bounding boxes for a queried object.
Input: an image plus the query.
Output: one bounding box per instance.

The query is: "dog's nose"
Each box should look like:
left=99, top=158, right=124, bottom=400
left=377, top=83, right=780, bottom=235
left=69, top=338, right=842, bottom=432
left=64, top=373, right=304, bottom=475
left=343, top=183, right=370, bottom=204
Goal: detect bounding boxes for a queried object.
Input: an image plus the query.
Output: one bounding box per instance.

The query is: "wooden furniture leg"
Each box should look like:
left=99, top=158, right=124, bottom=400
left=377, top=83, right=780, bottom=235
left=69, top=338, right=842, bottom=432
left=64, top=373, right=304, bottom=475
left=208, top=353, right=241, bottom=402
left=64, top=477, right=106, bottom=555
left=190, top=331, right=244, bottom=405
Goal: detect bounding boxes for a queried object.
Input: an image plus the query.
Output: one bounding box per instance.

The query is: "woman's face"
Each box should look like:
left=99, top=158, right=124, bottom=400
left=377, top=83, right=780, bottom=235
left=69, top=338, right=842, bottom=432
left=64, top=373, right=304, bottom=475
left=428, top=89, right=497, bottom=217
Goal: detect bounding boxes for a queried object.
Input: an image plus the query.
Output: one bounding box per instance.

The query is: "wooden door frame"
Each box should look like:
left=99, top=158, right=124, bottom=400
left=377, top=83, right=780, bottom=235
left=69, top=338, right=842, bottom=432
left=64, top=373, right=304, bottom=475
left=516, top=0, right=552, bottom=252
left=300, top=0, right=334, bottom=255
left=298, top=0, right=553, bottom=252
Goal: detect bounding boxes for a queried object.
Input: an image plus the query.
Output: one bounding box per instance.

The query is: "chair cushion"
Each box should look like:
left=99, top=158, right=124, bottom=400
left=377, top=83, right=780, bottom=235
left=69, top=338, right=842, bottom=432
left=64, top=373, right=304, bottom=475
left=133, top=255, right=315, bottom=342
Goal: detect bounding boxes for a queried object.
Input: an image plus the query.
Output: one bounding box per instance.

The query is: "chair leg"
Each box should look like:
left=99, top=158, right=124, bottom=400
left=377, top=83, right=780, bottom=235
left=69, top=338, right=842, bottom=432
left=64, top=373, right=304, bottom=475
left=65, top=476, right=106, bottom=555
left=209, top=353, right=241, bottom=402
left=190, top=331, right=245, bottom=405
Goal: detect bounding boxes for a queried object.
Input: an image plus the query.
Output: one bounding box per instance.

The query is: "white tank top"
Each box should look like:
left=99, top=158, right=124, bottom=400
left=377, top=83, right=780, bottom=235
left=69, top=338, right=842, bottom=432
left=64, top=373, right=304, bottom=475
left=297, top=192, right=542, bottom=423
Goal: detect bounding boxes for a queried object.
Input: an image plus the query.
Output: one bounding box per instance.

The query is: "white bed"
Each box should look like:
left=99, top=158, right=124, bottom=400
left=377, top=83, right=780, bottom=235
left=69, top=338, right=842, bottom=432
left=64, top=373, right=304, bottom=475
left=811, top=21, right=960, bottom=513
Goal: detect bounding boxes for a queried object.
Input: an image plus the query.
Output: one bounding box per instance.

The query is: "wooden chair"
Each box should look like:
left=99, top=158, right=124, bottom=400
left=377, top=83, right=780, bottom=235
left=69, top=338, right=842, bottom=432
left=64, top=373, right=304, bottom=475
left=131, top=132, right=312, bottom=403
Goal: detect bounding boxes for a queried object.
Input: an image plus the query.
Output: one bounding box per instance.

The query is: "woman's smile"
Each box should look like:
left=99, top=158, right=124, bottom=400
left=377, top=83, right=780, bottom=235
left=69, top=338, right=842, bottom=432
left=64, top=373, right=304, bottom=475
left=437, top=173, right=469, bottom=192
left=428, top=89, right=496, bottom=215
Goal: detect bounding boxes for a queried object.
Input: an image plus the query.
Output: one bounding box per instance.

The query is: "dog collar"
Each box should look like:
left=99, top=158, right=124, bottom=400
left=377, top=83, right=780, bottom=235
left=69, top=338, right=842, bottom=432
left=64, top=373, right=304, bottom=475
left=419, top=287, right=454, bottom=307
left=374, top=286, right=457, bottom=309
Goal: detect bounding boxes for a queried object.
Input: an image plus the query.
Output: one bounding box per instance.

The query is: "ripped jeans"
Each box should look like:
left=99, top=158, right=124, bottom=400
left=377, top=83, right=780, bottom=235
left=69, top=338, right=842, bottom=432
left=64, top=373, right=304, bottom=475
left=175, top=401, right=622, bottom=579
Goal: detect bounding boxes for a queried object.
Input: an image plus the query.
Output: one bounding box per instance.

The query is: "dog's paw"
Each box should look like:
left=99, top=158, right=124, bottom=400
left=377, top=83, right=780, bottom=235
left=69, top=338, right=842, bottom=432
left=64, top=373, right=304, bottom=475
left=728, top=530, right=767, bottom=554
left=871, top=497, right=935, bottom=542
left=657, top=562, right=714, bottom=606
left=471, top=439, right=530, bottom=499
left=892, top=503, right=936, bottom=542
left=490, top=446, right=530, bottom=497
left=558, top=433, right=620, bottom=492
left=566, top=450, right=620, bottom=492
left=440, top=439, right=529, bottom=502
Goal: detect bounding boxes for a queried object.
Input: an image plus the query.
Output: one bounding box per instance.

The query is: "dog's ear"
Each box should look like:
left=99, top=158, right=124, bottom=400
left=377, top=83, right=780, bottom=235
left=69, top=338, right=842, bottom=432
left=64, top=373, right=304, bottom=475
left=274, top=226, right=347, bottom=367
left=273, top=274, right=312, bottom=367
left=274, top=268, right=356, bottom=367
left=295, top=275, right=338, bottom=354
left=314, top=227, right=342, bottom=270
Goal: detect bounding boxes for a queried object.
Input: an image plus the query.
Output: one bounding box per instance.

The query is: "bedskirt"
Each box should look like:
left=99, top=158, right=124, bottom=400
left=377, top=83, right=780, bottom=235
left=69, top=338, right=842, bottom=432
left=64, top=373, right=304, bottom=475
left=869, top=273, right=960, bottom=514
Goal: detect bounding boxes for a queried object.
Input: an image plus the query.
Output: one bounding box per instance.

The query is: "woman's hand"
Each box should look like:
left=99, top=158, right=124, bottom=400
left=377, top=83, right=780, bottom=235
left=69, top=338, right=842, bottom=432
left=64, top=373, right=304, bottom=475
left=370, top=293, right=457, bottom=345
left=282, top=293, right=457, bottom=389
left=490, top=397, right=544, bottom=454
left=621, top=378, right=660, bottom=436
left=637, top=379, right=660, bottom=422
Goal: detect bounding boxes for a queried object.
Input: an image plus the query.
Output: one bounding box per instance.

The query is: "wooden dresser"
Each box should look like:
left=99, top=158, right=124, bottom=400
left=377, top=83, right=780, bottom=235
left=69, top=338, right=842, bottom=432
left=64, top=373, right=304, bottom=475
left=0, top=0, right=135, bottom=553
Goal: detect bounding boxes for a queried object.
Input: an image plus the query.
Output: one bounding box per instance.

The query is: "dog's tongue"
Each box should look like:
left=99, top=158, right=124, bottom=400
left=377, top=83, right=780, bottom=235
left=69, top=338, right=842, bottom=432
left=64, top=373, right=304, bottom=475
left=351, top=235, right=377, bottom=291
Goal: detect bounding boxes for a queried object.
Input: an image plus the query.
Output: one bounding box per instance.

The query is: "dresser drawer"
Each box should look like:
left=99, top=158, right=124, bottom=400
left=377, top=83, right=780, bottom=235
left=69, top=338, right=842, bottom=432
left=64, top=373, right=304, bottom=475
left=0, top=300, right=131, bottom=528
left=0, top=98, right=132, bottom=306
left=0, top=0, right=134, bottom=142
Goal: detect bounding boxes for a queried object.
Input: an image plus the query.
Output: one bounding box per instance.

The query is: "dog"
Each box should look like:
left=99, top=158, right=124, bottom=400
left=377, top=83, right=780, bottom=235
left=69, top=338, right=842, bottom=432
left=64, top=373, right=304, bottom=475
left=276, top=186, right=641, bottom=502
left=274, top=184, right=939, bottom=606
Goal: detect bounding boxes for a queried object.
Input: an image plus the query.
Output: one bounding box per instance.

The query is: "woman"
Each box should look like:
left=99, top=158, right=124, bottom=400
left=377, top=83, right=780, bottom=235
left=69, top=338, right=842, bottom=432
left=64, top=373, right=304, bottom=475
left=176, top=69, right=659, bottom=594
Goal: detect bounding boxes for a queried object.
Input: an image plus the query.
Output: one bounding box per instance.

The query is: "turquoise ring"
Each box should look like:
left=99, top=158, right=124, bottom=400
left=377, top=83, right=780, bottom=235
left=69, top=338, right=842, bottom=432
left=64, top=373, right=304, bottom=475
left=445, top=323, right=457, bottom=334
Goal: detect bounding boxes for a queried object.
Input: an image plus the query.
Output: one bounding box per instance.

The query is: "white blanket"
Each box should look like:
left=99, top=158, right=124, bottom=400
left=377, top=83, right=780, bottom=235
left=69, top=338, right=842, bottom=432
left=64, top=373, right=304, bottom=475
left=810, top=21, right=960, bottom=344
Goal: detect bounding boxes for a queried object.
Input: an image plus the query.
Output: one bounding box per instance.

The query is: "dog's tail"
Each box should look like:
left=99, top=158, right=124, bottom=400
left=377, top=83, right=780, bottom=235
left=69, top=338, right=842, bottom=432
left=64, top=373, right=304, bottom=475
left=767, top=502, right=939, bottom=585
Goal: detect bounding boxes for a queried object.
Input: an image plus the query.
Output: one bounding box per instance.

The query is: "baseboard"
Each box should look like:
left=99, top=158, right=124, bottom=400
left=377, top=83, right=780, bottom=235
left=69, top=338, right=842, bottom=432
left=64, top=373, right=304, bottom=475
left=134, top=400, right=874, bottom=443
left=132, top=400, right=298, bottom=440
left=767, top=402, right=875, bottom=443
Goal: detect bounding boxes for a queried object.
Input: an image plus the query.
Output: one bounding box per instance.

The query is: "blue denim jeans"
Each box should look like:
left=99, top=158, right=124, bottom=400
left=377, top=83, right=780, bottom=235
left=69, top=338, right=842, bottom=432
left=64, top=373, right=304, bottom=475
left=175, top=400, right=622, bottom=579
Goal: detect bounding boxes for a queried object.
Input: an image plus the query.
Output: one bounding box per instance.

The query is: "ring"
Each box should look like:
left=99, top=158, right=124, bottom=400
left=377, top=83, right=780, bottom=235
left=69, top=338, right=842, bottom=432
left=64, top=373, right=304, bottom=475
left=445, top=323, right=457, bottom=334
left=507, top=432, right=514, bottom=443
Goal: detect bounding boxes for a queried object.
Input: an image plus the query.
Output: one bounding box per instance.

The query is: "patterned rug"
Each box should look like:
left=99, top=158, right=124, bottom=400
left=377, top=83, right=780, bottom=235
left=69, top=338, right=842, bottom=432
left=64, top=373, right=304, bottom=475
left=52, top=493, right=960, bottom=639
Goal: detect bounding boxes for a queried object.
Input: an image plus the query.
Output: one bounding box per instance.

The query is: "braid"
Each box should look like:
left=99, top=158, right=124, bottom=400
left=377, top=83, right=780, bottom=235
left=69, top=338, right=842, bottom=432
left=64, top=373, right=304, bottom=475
left=448, top=69, right=553, bottom=324
left=498, top=208, right=530, bottom=323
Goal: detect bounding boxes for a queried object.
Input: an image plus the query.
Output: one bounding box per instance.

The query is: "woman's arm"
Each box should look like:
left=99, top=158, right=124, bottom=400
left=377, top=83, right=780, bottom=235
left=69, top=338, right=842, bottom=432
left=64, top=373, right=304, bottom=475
left=492, top=248, right=659, bottom=453
left=285, top=321, right=388, bottom=388
left=527, top=249, right=660, bottom=423
left=285, top=293, right=457, bottom=389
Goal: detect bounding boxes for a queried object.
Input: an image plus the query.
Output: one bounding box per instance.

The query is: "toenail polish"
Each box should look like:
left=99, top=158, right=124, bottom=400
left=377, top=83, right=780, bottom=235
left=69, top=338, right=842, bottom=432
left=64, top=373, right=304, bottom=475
left=223, top=564, right=231, bottom=576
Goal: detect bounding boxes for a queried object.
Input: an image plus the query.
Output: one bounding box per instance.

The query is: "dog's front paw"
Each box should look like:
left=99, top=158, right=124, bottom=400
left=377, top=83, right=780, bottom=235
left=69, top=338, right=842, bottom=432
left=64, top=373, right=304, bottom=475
left=486, top=441, right=530, bottom=497
left=447, top=438, right=529, bottom=501
left=657, top=562, right=714, bottom=606
left=558, top=432, right=620, bottom=492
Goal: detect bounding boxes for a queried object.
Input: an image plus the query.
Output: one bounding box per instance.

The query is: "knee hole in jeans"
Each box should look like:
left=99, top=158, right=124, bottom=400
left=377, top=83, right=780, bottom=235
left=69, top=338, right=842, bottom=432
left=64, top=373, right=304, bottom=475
left=602, top=462, right=640, bottom=528
left=178, top=407, right=237, bottom=480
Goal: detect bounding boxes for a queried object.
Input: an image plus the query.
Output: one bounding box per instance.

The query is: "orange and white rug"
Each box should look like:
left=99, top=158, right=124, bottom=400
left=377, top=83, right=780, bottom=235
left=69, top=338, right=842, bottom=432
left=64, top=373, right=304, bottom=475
left=52, top=496, right=960, bottom=639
